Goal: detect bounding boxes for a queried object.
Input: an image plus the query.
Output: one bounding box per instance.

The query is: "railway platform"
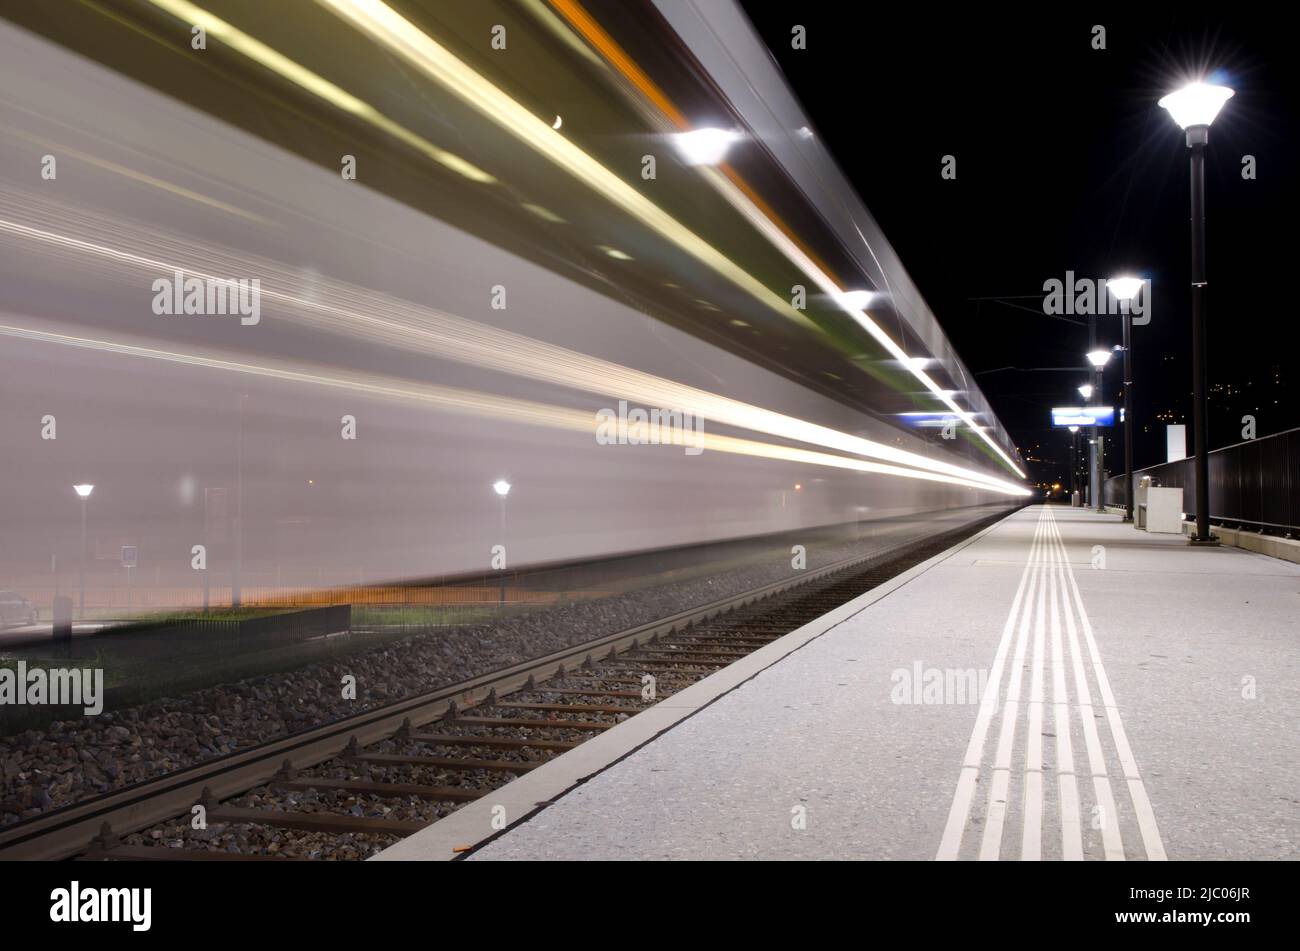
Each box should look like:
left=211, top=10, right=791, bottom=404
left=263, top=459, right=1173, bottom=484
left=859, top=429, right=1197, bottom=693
left=378, top=504, right=1300, bottom=861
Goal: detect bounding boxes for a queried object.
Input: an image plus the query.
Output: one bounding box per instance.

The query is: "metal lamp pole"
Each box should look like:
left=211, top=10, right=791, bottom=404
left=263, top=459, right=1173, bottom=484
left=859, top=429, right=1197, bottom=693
left=498, top=495, right=507, bottom=607
left=73, top=484, right=94, bottom=619
left=492, top=480, right=511, bottom=608
left=1106, top=278, right=1143, bottom=523
left=233, top=393, right=246, bottom=607
left=1122, top=306, right=1135, bottom=522
left=1159, top=80, right=1232, bottom=544
left=1187, top=129, right=1214, bottom=543
left=79, top=496, right=88, bottom=617
left=1094, top=362, right=1105, bottom=513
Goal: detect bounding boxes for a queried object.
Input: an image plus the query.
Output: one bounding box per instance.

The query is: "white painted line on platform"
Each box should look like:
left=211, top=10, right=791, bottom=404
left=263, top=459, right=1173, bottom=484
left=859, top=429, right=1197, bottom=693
left=1051, top=510, right=1167, bottom=861
left=379, top=509, right=1023, bottom=861
left=1022, top=528, right=1048, bottom=861
left=940, top=506, right=1166, bottom=861
left=937, top=508, right=1046, bottom=860
left=1047, top=550, right=1084, bottom=860
left=979, top=550, right=1039, bottom=861
left=1050, top=511, right=1124, bottom=861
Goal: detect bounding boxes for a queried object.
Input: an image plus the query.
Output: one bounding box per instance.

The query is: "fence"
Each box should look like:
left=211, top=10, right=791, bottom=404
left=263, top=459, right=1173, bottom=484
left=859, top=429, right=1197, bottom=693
left=1104, top=426, right=1300, bottom=535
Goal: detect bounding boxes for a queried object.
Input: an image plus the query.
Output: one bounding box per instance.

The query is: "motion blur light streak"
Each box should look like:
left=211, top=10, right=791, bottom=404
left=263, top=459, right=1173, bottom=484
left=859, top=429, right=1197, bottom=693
left=0, top=321, right=1028, bottom=496
left=139, top=0, right=1021, bottom=481
left=3, top=127, right=273, bottom=226
left=143, top=0, right=495, bottom=184
left=536, top=0, right=1024, bottom=477
left=314, top=0, right=822, bottom=335
left=697, top=159, right=1026, bottom=477
left=329, top=0, right=1022, bottom=477
left=0, top=214, right=1025, bottom=494
left=541, top=0, right=850, bottom=341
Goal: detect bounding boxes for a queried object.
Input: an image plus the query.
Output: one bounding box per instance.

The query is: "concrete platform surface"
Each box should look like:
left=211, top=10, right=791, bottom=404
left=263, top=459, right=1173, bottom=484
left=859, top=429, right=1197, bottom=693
left=453, top=505, right=1299, bottom=860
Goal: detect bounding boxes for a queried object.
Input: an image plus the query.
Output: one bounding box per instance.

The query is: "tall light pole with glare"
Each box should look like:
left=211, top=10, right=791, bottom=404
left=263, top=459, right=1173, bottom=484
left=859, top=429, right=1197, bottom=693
left=73, top=483, right=94, bottom=619
left=1068, top=426, right=1080, bottom=503
left=1085, top=348, right=1112, bottom=511
left=1107, top=277, right=1144, bottom=523
left=1159, top=80, right=1233, bottom=544
left=493, top=480, right=511, bottom=606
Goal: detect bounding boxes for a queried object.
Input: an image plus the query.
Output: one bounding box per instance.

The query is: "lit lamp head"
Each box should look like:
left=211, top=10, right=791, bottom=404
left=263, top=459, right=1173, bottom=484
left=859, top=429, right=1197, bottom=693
left=1077, top=383, right=1094, bottom=400
left=1086, top=349, right=1112, bottom=369
left=73, top=483, right=95, bottom=499
left=492, top=480, right=512, bottom=497
left=1068, top=425, right=1079, bottom=433
left=1158, top=81, right=1233, bottom=147
left=1105, top=276, right=1144, bottom=306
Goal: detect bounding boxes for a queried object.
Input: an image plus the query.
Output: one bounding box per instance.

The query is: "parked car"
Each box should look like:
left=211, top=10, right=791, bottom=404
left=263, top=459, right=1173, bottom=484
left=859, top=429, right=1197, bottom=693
left=0, top=591, right=39, bottom=628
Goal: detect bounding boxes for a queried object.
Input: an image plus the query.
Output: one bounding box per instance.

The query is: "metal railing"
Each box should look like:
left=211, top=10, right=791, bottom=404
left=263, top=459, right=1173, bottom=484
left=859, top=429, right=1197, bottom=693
left=1104, top=426, right=1300, bottom=536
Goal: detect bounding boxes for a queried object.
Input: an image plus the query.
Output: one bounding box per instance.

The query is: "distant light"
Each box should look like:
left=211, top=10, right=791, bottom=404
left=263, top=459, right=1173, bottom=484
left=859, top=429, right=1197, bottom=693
left=794, top=483, right=802, bottom=491
left=1158, top=81, right=1234, bottom=130
left=672, top=128, right=740, bottom=165
left=493, top=480, right=512, bottom=497
left=1068, top=425, right=1079, bottom=433
left=839, top=290, right=875, bottom=310
left=1086, top=349, right=1112, bottom=368
left=73, top=483, right=94, bottom=499
left=308, top=479, right=314, bottom=485
left=552, top=114, right=562, bottom=130
left=1105, top=276, right=1144, bottom=302
left=1078, top=384, right=1094, bottom=399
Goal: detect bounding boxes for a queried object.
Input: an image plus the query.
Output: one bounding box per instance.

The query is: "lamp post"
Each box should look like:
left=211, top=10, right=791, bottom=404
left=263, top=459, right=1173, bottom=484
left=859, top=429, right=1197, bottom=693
left=1159, top=80, right=1233, bottom=544
left=493, top=480, right=511, bottom=606
left=1077, top=382, right=1094, bottom=505
left=233, top=392, right=247, bottom=607
left=1068, top=426, right=1080, bottom=504
left=1107, top=277, right=1144, bottom=523
left=1085, top=349, right=1112, bottom=511
left=73, top=483, right=94, bottom=619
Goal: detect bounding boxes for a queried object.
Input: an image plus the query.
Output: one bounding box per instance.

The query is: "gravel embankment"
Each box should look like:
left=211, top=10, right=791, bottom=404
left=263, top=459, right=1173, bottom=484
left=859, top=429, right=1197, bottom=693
left=1, top=521, right=954, bottom=827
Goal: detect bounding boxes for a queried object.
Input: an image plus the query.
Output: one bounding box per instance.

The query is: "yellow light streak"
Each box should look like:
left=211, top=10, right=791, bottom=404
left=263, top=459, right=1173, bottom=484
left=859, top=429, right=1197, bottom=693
left=144, top=0, right=494, bottom=184
left=0, top=214, right=1026, bottom=494
left=0, top=320, right=1028, bottom=496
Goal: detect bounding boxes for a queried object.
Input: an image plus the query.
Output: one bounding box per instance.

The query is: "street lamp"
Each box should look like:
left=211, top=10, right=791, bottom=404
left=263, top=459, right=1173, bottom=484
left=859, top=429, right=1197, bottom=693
left=493, top=480, right=511, bottom=606
left=73, top=483, right=94, bottom=619
left=1159, top=79, right=1233, bottom=545
left=1079, top=349, right=1112, bottom=512
left=1068, top=426, right=1080, bottom=504
left=1107, top=277, right=1144, bottom=523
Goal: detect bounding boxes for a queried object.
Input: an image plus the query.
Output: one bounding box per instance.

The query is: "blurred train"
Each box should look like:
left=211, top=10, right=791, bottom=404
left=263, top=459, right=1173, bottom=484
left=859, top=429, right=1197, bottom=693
left=0, top=0, right=1028, bottom=610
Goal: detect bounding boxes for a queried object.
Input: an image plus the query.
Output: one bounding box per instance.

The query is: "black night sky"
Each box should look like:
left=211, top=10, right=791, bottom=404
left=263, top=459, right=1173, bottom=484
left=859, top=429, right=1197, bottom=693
left=742, top=4, right=1296, bottom=486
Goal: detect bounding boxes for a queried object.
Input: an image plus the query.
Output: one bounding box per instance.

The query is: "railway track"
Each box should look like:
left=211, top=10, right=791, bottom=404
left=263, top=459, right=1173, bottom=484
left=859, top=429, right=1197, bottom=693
left=0, top=510, right=1010, bottom=861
